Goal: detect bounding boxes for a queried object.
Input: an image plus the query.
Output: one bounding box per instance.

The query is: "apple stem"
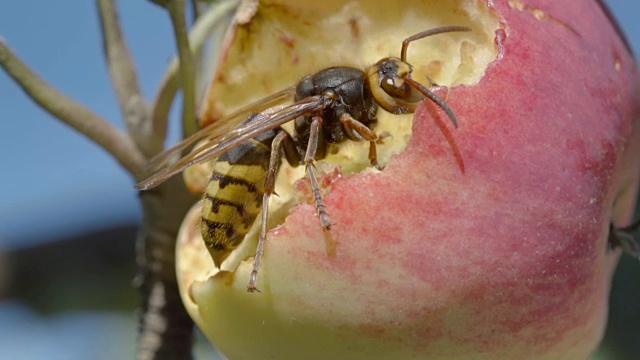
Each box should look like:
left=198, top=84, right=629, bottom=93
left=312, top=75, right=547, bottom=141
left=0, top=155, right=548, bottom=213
left=608, top=220, right=640, bottom=260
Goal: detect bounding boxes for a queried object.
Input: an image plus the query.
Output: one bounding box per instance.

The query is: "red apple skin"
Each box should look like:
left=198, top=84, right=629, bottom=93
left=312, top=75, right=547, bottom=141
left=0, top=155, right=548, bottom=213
left=185, top=0, right=640, bottom=359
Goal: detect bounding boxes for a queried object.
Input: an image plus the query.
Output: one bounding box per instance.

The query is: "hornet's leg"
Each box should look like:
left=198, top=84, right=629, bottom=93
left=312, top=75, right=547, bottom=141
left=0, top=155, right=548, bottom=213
left=339, top=113, right=382, bottom=170
left=304, top=116, right=332, bottom=230
left=247, top=130, right=296, bottom=292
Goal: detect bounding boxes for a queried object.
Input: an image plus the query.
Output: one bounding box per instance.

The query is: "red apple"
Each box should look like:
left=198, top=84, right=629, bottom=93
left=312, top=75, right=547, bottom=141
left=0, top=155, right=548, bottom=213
left=177, top=0, right=640, bottom=359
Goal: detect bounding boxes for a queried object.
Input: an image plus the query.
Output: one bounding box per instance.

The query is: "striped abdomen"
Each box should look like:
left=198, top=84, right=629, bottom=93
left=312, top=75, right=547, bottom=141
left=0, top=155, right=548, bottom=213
left=201, top=126, right=278, bottom=268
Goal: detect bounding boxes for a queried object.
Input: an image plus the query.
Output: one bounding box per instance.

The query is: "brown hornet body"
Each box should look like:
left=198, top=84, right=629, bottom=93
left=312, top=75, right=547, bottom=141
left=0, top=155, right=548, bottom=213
left=201, top=122, right=277, bottom=267
left=202, top=66, right=378, bottom=268
left=136, top=26, right=470, bottom=292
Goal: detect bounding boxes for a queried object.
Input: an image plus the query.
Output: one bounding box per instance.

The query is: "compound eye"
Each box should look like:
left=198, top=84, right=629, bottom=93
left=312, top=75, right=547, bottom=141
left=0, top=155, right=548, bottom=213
left=380, top=75, right=416, bottom=100
left=367, top=57, right=424, bottom=114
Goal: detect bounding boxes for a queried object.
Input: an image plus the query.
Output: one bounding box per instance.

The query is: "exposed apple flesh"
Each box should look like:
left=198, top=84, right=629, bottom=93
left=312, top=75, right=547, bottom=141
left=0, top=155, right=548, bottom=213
left=177, top=0, right=640, bottom=359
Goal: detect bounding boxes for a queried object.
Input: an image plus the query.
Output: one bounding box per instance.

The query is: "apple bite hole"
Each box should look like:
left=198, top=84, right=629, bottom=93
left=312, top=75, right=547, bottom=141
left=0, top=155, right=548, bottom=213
left=170, top=1, right=640, bottom=358
left=180, top=0, right=502, bottom=287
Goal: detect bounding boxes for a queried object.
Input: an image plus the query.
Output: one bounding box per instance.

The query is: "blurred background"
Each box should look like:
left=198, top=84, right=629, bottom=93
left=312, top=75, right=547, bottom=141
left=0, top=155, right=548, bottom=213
left=0, top=1, right=638, bottom=359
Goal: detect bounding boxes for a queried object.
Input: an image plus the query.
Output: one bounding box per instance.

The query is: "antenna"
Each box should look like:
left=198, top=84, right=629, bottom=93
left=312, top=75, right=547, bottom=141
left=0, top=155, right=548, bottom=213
left=401, top=26, right=471, bottom=62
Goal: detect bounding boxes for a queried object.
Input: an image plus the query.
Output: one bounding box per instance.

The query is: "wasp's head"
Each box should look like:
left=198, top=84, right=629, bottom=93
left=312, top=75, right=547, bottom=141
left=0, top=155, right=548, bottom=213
left=366, top=57, right=426, bottom=115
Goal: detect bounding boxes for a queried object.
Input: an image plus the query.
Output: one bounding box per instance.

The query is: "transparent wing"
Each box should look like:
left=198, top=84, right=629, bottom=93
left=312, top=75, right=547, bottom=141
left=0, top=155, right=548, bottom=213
left=136, top=94, right=326, bottom=190
left=143, top=86, right=297, bottom=174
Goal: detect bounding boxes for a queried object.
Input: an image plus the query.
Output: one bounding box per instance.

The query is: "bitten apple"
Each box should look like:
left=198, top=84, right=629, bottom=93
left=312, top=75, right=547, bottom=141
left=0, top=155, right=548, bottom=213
left=177, top=0, right=640, bottom=359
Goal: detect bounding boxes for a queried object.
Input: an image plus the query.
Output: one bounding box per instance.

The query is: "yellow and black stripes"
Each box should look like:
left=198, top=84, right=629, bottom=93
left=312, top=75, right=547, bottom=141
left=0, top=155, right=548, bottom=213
left=201, top=125, right=279, bottom=267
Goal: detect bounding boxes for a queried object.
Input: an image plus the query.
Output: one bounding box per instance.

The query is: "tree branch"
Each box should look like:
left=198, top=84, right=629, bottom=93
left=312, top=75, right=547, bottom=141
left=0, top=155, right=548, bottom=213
left=136, top=179, right=197, bottom=360
left=0, top=38, right=146, bottom=178
left=190, top=0, right=202, bottom=23
left=150, top=0, right=239, bottom=144
left=97, top=0, right=158, bottom=157
left=168, top=0, right=198, bottom=137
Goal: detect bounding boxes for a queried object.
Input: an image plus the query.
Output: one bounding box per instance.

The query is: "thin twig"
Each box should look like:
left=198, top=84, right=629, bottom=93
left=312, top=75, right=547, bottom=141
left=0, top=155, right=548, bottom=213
left=190, top=0, right=201, bottom=23
left=151, top=0, right=239, bottom=142
left=97, top=0, right=157, bottom=157
left=168, top=0, right=198, bottom=137
left=0, top=39, right=146, bottom=178
left=147, top=0, right=170, bottom=7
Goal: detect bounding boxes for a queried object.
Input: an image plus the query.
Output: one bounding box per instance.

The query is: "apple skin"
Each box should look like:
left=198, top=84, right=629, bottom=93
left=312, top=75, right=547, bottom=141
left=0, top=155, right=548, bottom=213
left=178, top=0, right=640, bottom=359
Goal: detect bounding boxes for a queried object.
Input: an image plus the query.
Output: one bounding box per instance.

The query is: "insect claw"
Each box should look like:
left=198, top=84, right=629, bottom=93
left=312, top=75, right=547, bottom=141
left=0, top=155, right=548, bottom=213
left=320, top=213, right=332, bottom=230
left=376, top=131, right=391, bottom=144
left=247, top=271, right=262, bottom=293
left=325, top=218, right=339, bottom=231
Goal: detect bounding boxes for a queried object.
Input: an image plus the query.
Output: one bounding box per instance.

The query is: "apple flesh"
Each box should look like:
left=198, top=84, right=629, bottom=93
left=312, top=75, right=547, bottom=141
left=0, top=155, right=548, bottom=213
left=177, top=0, right=640, bottom=359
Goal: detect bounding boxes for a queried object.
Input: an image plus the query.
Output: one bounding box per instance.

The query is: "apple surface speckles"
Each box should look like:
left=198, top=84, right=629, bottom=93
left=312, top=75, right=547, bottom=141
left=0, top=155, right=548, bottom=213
left=176, top=1, right=639, bottom=359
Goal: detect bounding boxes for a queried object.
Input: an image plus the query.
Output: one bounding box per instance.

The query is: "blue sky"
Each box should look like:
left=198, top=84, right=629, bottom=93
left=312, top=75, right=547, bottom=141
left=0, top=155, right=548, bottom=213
left=1, top=1, right=639, bottom=248
left=0, top=1, right=177, bottom=247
